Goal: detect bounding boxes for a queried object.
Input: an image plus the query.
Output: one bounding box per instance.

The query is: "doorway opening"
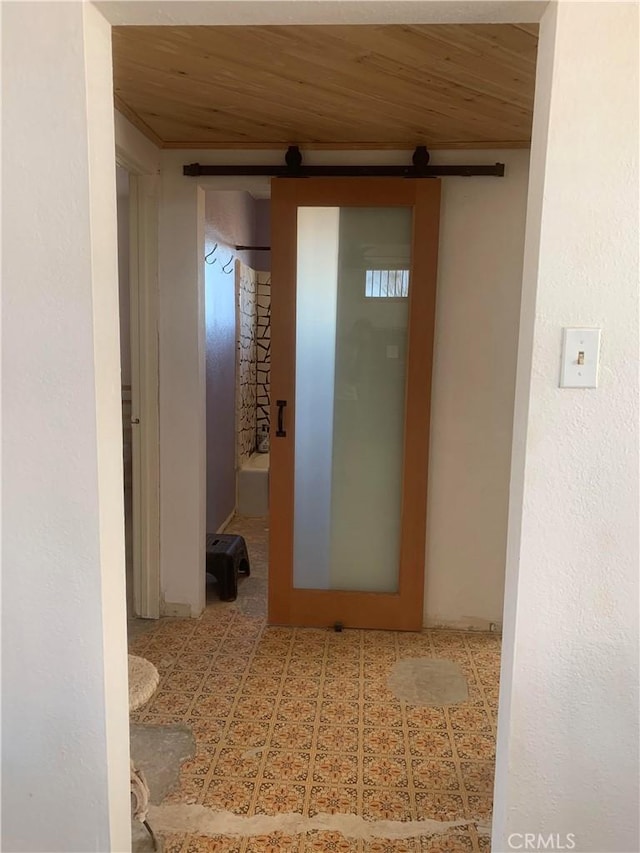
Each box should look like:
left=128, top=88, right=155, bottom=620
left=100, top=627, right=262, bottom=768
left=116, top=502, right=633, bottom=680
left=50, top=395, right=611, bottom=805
left=117, top=18, right=536, bottom=853
left=204, top=189, right=272, bottom=610
left=115, top=156, right=161, bottom=624
left=116, top=164, right=135, bottom=618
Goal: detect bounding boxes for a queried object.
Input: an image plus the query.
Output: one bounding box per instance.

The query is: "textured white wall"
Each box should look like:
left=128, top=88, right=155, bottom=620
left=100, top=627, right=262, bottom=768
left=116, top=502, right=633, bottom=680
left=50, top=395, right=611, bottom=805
left=494, top=3, right=639, bottom=851
left=1, top=3, right=130, bottom=850
left=100, top=0, right=545, bottom=26
left=115, top=108, right=161, bottom=174
left=426, top=149, right=529, bottom=628
left=117, top=165, right=131, bottom=386
left=158, top=160, right=207, bottom=616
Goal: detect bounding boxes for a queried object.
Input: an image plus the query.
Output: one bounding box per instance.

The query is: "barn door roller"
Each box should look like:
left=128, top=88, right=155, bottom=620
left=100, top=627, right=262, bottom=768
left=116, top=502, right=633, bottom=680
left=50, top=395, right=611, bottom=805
left=183, top=146, right=505, bottom=179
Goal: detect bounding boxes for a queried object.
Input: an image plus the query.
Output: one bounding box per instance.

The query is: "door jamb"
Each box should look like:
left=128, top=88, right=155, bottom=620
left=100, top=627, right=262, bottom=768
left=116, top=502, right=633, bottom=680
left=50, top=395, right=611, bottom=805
left=116, top=149, right=161, bottom=619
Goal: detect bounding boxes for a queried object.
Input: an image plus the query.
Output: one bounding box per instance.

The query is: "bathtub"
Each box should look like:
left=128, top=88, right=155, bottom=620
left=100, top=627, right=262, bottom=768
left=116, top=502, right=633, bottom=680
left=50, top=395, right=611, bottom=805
left=237, top=452, right=270, bottom=517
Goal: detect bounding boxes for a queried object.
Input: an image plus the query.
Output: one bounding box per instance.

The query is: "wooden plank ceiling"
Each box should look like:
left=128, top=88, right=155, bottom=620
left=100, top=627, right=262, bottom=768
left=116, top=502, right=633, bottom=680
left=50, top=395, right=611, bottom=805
left=112, top=24, right=538, bottom=149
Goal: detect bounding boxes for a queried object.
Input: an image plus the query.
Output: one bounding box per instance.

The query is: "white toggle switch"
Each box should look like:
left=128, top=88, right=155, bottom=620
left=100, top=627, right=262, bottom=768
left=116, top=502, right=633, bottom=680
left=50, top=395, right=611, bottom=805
left=560, top=327, right=601, bottom=388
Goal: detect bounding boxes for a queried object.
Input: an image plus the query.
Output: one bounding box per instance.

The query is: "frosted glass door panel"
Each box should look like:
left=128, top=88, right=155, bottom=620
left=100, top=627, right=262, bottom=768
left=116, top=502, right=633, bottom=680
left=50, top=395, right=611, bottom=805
left=293, top=208, right=340, bottom=589
left=293, top=206, right=412, bottom=592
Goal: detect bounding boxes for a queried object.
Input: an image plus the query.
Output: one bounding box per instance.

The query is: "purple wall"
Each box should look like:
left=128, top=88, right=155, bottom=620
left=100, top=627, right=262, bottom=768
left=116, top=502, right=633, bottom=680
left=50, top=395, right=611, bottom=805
left=205, top=191, right=269, bottom=269
left=205, top=244, right=236, bottom=533
left=204, top=191, right=270, bottom=532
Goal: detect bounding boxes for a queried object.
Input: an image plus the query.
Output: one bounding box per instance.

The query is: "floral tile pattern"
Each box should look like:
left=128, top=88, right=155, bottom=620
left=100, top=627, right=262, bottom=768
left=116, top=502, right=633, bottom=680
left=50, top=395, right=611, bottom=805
left=128, top=517, right=500, bottom=853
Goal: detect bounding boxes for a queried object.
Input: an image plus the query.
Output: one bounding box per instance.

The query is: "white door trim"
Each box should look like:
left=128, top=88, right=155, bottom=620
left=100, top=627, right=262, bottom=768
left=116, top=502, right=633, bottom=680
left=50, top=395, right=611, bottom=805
left=121, top=165, right=161, bottom=619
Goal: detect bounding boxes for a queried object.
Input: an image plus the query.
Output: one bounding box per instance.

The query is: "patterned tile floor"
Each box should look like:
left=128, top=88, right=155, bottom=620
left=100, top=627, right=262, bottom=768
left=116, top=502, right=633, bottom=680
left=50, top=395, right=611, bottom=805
left=129, top=517, right=501, bottom=853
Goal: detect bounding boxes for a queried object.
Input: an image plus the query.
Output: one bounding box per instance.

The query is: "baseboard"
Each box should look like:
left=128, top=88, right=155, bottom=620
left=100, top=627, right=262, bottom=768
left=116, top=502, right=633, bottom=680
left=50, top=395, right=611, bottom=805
left=423, top=615, right=502, bottom=633
left=217, top=509, right=236, bottom=534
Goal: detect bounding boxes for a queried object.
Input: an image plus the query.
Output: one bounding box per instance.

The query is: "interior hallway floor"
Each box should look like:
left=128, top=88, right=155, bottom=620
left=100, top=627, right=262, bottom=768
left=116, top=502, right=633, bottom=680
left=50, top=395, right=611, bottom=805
left=128, top=517, right=501, bottom=853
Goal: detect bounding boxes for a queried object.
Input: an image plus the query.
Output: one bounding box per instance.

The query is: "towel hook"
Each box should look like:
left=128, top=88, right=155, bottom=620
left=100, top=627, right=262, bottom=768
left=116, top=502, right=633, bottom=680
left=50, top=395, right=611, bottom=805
left=205, top=243, right=218, bottom=265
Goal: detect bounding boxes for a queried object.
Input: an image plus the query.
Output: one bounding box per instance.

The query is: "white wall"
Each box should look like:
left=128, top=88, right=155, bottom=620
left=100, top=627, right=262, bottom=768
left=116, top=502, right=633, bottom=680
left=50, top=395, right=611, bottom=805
left=114, top=109, right=162, bottom=620
left=494, top=3, right=639, bottom=852
left=117, top=165, right=132, bottom=386
left=427, top=149, right=529, bottom=628
left=158, top=158, right=207, bottom=616
left=115, top=108, right=161, bottom=175
left=101, top=0, right=545, bottom=26
left=1, top=3, right=130, bottom=850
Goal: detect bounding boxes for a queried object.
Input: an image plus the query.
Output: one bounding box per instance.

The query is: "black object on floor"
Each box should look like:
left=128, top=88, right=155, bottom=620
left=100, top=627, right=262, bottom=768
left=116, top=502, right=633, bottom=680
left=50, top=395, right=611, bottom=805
left=206, top=533, right=251, bottom=601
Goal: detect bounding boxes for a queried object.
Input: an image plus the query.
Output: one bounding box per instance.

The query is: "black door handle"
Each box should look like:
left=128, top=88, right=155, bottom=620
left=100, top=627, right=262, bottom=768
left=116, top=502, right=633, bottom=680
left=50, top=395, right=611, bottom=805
left=276, top=400, right=287, bottom=437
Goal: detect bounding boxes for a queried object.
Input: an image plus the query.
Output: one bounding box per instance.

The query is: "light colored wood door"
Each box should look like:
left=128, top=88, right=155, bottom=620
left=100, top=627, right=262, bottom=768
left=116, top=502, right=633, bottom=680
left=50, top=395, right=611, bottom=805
left=269, top=178, right=440, bottom=631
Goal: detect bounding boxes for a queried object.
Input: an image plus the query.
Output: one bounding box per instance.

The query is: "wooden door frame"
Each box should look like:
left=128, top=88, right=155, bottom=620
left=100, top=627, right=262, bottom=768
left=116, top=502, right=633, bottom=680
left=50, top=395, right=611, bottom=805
left=116, top=151, right=161, bottom=620
left=269, top=178, right=441, bottom=631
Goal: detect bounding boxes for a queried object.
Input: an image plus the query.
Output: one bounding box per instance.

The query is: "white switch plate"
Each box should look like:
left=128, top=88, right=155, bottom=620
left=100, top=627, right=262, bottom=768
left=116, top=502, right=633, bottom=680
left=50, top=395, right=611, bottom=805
left=560, top=328, right=601, bottom=388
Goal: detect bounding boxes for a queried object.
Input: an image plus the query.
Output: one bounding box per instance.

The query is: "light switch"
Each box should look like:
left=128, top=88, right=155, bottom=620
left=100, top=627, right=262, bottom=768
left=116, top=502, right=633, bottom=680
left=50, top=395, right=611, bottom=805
left=560, top=328, right=601, bottom=388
